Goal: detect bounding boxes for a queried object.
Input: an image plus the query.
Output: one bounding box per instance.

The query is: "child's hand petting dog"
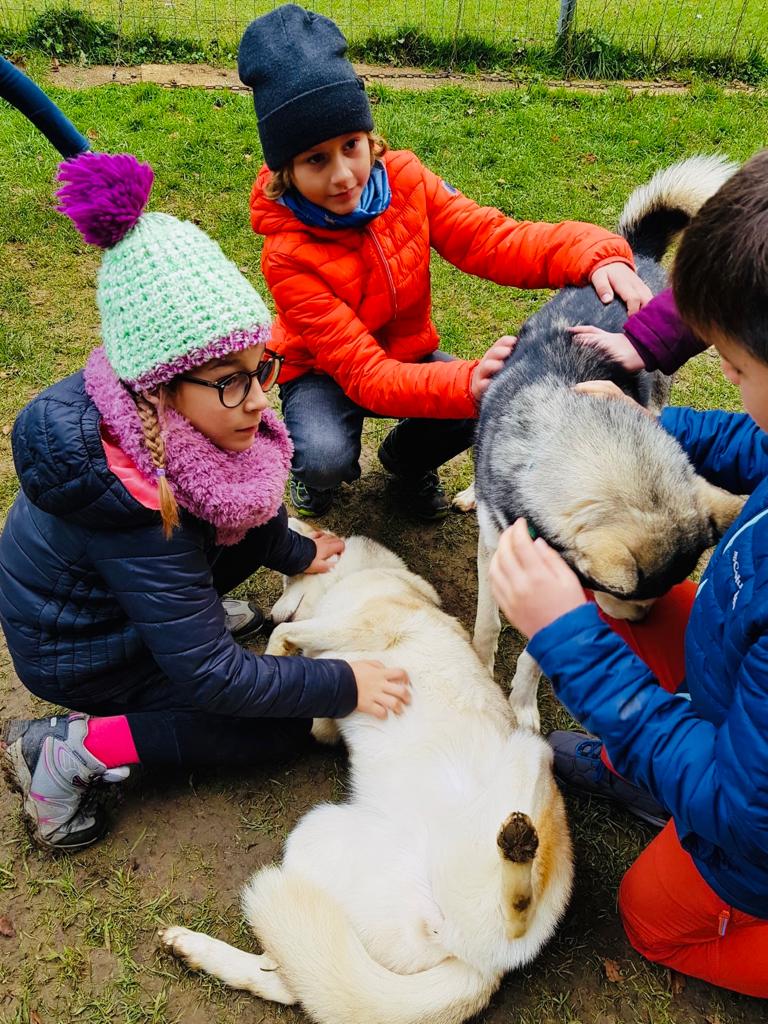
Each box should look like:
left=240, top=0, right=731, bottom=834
left=304, top=531, right=345, bottom=574
left=471, top=335, right=517, bottom=404
left=573, top=379, right=657, bottom=418
left=351, top=660, right=411, bottom=719
left=489, top=518, right=586, bottom=639
left=590, top=261, right=653, bottom=314
left=568, top=325, right=645, bottom=372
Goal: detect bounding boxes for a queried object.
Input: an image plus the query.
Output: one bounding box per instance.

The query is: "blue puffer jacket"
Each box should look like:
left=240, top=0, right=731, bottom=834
left=529, top=407, right=768, bottom=918
left=0, top=372, right=357, bottom=720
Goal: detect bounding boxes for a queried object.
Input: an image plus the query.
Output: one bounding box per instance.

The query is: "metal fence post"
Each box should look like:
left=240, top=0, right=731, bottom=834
left=557, top=0, right=578, bottom=48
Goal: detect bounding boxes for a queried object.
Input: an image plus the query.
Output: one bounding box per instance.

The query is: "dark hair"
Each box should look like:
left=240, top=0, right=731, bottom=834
left=673, top=148, right=768, bottom=364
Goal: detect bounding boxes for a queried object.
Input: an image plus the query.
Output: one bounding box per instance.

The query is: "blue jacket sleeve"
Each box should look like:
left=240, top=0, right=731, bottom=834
left=242, top=506, right=317, bottom=575
left=87, top=521, right=357, bottom=719
left=528, top=603, right=768, bottom=863
left=661, top=406, right=768, bottom=494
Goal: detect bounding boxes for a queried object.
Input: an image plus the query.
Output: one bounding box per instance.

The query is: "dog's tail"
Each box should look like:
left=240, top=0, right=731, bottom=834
left=242, top=866, right=494, bottom=1024
left=617, top=154, right=738, bottom=260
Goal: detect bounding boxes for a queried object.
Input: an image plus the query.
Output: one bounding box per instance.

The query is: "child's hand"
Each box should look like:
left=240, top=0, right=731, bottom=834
left=568, top=325, right=645, bottom=372
left=590, top=262, right=653, bottom=314
left=471, top=335, right=517, bottom=404
left=489, top=519, right=587, bottom=639
left=351, top=660, right=411, bottom=719
left=304, top=531, right=345, bottom=574
left=573, top=379, right=656, bottom=418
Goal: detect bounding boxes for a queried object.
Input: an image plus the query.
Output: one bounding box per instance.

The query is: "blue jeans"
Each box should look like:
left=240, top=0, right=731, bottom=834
left=280, top=352, right=476, bottom=492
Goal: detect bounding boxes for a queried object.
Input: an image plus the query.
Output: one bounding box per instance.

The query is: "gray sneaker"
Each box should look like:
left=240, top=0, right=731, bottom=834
left=1, top=714, right=129, bottom=851
left=222, top=598, right=266, bottom=642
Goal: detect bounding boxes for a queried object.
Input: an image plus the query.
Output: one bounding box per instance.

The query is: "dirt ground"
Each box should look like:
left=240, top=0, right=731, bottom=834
left=0, top=425, right=764, bottom=1024
left=48, top=61, right=758, bottom=96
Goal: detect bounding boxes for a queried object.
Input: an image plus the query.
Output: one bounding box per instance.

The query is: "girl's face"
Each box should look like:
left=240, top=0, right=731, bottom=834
left=290, top=133, right=372, bottom=214
left=165, top=344, right=270, bottom=452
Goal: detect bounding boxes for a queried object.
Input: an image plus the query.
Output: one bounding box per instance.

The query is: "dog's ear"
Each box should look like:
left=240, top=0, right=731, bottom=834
left=570, top=529, right=638, bottom=594
left=694, top=476, right=746, bottom=542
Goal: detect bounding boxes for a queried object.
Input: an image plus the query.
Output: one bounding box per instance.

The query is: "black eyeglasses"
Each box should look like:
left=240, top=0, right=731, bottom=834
left=178, top=350, right=284, bottom=407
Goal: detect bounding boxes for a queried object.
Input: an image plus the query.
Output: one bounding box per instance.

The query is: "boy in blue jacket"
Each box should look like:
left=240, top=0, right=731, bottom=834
left=489, top=149, right=768, bottom=996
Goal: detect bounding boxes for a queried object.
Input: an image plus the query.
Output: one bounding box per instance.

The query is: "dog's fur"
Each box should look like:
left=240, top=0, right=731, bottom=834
left=161, top=529, right=573, bottom=1024
left=465, top=157, right=745, bottom=691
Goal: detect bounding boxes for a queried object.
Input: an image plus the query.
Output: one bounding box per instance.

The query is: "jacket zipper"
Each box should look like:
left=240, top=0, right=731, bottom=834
left=366, top=225, right=398, bottom=321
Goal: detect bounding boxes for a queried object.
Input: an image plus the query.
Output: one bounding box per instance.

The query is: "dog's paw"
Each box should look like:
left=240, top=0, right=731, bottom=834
left=452, top=481, right=477, bottom=513
left=159, top=926, right=210, bottom=971
left=265, top=625, right=297, bottom=657
left=311, top=717, right=342, bottom=745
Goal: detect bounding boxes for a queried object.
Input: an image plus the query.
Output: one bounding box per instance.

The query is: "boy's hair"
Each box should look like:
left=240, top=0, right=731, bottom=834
left=673, top=148, right=768, bottom=363
left=264, top=133, right=388, bottom=201
left=134, top=392, right=180, bottom=539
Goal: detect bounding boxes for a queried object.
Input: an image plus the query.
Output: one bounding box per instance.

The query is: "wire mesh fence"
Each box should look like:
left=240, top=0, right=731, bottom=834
left=0, top=0, right=766, bottom=65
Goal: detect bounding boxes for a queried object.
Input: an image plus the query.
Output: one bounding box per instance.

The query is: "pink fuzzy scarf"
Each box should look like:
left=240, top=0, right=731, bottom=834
left=84, top=346, right=293, bottom=545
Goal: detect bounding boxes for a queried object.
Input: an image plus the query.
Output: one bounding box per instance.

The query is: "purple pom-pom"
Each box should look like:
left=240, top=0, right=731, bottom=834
left=57, top=152, right=154, bottom=249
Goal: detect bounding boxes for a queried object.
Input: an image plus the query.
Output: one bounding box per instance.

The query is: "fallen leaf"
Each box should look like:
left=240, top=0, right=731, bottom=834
left=705, top=1014, right=722, bottom=1024
left=86, top=129, right=99, bottom=141
left=0, top=915, right=15, bottom=938
left=582, top=153, right=597, bottom=164
left=30, top=1011, right=43, bottom=1024
left=603, top=957, right=623, bottom=982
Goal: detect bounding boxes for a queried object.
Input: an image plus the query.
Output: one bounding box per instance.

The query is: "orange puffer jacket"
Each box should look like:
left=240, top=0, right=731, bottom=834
left=250, top=150, right=634, bottom=420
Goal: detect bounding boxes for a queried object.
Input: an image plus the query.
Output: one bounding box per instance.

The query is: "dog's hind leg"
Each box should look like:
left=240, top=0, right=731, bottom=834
left=508, top=648, right=542, bottom=733
left=452, top=478, right=477, bottom=512
left=159, top=926, right=297, bottom=1004
left=473, top=530, right=501, bottom=674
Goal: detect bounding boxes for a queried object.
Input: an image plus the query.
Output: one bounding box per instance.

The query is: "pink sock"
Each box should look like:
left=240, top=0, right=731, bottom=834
left=82, top=715, right=140, bottom=767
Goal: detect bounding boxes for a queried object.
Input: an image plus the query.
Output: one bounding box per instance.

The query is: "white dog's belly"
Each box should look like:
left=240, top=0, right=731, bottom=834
left=284, top=803, right=451, bottom=973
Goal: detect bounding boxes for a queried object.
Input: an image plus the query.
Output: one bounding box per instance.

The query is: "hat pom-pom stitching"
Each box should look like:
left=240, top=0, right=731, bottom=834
left=56, top=152, right=154, bottom=249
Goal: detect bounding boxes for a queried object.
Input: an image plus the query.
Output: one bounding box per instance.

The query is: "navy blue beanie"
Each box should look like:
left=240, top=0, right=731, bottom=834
left=238, top=4, right=374, bottom=171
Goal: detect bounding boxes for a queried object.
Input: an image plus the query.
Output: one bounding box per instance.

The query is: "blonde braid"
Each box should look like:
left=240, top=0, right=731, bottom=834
left=134, top=394, right=180, bottom=539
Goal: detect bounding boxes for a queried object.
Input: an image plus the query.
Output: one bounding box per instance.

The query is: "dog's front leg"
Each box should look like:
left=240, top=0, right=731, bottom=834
left=473, top=531, right=501, bottom=674
left=266, top=616, right=363, bottom=659
left=159, top=927, right=297, bottom=1004
left=508, top=648, right=542, bottom=733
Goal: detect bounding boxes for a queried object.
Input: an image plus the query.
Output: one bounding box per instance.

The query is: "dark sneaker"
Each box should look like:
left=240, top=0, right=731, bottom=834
left=547, top=730, right=669, bottom=829
left=378, top=442, right=450, bottom=521
left=289, top=477, right=334, bottom=518
left=222, top=598, right=266, bottom=642
left=1, top=714, right=129, bottom=851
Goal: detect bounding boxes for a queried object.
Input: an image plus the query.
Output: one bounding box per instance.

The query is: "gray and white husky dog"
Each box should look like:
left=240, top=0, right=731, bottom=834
left=464, top=157, right=745, bottom=717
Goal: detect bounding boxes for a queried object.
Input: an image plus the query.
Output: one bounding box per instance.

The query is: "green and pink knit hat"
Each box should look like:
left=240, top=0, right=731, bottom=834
left=57, top=152, right=271, bottom=390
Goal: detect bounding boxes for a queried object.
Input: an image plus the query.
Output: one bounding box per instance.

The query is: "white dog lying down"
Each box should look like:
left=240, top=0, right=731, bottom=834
left=161, top=532, right=573, bottom=1024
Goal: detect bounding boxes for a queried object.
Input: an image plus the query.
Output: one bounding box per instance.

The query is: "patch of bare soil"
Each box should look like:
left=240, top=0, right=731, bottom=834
left=46, top=61, right=757, bottom=96
left=0, top=434, right=763, bottom=1022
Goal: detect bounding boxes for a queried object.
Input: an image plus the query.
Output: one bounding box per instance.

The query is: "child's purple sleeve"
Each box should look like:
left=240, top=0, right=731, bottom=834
left=623, top=288, right=706, bottom=374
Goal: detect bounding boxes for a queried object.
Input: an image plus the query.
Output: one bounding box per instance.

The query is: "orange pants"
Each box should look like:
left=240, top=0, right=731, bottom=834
left=598, top=582, right=768, bottom=997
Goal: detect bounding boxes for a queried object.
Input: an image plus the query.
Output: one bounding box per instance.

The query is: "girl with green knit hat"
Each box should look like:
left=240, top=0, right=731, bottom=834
left=0, top=151, right=410, bottom=851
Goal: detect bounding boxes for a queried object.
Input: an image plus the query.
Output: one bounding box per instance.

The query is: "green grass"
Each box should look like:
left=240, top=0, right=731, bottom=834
left=1, top=76, right=760, bottom=509
left=1, top=0, right=765, bottom=57
left=0, top=78, right=765, bottom=1023
left=2, top=2, right=768, bottom=79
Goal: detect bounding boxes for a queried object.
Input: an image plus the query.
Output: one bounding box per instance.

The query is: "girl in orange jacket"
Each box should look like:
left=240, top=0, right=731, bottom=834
left=239, top=4, right=651, bottom=519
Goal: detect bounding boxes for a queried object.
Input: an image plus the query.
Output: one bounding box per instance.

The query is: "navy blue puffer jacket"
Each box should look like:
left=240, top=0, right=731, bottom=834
left=0, top=373, right=357, bottom=720
left=530, top=407, right=768, bottom=917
